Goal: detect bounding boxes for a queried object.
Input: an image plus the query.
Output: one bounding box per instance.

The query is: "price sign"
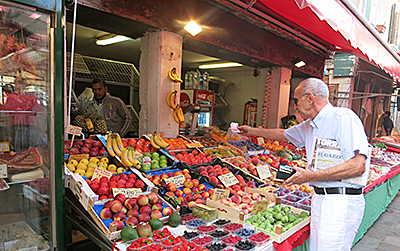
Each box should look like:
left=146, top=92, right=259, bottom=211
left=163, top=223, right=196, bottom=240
left=256, top=165, right=272, bottom=179
left=92, top=168, right=113, bottom=180
left=218, top=172, right=239, bottom=187
left=112, top=188, right=142, bottom=198
left=251, top=200, right=270, bottom=215
left=67, top=124, right=82, bottom=136
left=68, top=154, right=89, bottom=162
left=18, top=247, right=38, bottom=251
left=257, top=137, right=265, bottom=145
left=0, top=164, right=7, bottom=178
left=165, top=175, right=185, bottom=188
left=186, top=143, right=204, bottom=148
left=0, top=142, right=10, bottom=152
left=212, top=188, right=230, bottom=201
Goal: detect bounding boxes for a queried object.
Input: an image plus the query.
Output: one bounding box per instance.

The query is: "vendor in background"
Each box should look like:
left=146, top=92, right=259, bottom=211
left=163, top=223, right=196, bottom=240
left=382, top=111, right=394, bottom=136
left=91, top=79, right=132, bottom=137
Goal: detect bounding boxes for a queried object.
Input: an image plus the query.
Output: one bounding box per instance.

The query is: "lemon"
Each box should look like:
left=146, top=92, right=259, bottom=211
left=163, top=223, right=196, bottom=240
left=79, top=159, right=89, bottom=165
left=68, top=159, right=79, bottom=166
left=108, top=164, right=117, bottom=171
left=85, top=171, right=94, bottom=178
left=98, top=162, right=108, bottom=169
left=89, top=157, right=99, bottom=164
left=100, top=157, right=109, bottom=164
left=76, top=163, right=88, bottom=170
left=117, top=167, right=125, bottom=173
left=66, top=163, right=75, bottom=172
left=87, top=162, right=97, bottom=169
left=75, top=169, right=85, bottom=176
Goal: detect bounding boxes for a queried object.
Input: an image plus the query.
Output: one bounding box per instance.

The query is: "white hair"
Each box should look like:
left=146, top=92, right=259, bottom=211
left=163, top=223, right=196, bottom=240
left=300, top=78, right=329, bottom=97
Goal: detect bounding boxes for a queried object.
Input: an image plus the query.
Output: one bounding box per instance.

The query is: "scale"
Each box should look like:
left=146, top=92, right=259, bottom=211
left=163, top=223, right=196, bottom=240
left=183, top=103, right=210, bottom=136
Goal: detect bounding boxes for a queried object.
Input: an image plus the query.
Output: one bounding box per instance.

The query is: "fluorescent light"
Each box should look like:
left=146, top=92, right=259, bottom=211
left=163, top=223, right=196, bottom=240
left=199, top=62, right=243, bottom=69
left=96, top=35, right=131, bottom=46
left=295, top=61, right=306, bottom=68
left=184, top=21, right=202, bottom=36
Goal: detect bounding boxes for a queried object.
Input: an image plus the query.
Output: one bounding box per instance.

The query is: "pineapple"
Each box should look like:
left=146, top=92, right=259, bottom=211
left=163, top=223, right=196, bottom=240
left=74, top=96, right=91, bottom=131
left=93, top=102, right=107, bottom=133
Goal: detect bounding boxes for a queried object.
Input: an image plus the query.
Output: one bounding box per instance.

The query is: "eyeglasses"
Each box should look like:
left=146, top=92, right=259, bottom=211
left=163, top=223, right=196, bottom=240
left=293, top=93, right=315, bottom=105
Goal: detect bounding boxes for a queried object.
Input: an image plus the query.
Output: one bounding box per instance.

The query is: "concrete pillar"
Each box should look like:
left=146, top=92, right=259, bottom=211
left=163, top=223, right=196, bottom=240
left=256, top=68, right=269, bottom=127
left=139, top=31, right=182, bottom=137
left=266, top=67, right=292, bottom=128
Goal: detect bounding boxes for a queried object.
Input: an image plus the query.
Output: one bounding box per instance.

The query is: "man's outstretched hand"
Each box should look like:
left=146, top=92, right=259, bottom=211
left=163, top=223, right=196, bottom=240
left=238, top=125, right=253, bottom=136
left=285, top=166, right=313, bottom=186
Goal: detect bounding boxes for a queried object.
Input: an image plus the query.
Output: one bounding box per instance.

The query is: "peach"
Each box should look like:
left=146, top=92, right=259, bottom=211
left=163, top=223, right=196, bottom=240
left=186, top=195, right=195, bottom=202
left=191, top=187, right=198, bottom=194
left=237, top=191, right=247, bottom=197
left=166, top=182, right=177, bottom=192
left=151, top=210, right=163, bottom=219
left=175, top=189, right=184, bottom=197
left=182, top=169, right=190, bottom=174
left=110, top=200, right=123, bottom=213
left=152, top=203, right=163, bottom=212
left=231, top=194, right=242, bottom=204
left=228, top=202, right=240, bottom=209
left=127, top=210, right=139, bottom=218
left=160, top=173, right=169, bottom=180
left=148, top=192, right=159, bottom=204
left=222, top=197, right=232, bottom=206
left=162, top=207, right=173, bottom=217
left=243, top=209, right=249, bottom=215
left=126, top=217, right=138, bottom=227
left=137, top=195, right=149, bottom=206
left=202, top=191, right=210, bottom=199
left=183, top=187, right=192, bottom=195
left=104, top=200, right=113, bottom=209
left=153, top=178, right=161, bottom=185
left=198, top=184, right=206, bottom=191
left=165, top=191, right=176, bottom=198
left=194, top=193, right=202, bottom=200
left=100, top=208, right=113, bottom=220
left=121, top=206, right=128, bottom=214
left=184, top=173, right=191, bottom=179
left=113, top=212, right=126, bottom=222
left=109, top=220, right=124, bottom=231
left=250, top=201, right=256, bottom=207
left=188, top=201, right=196, bottom=208
left=192, top=179, right=199, bottom=188
left=124, top=198, right=138, bottom=210
left=140, top=206, right=152, bottom=215
left=138, top=213, right=150, bottom=223
left=184, top=179, right=194, bottom=189
left=209, top=177, right=219, bottom=185
left=240, top=203, right=249, bottom=209
left=242, top=195, right=252, bottom=204
left=195, top=198, right=205, bottom=204
left=114, top=193, right=126, bottom=204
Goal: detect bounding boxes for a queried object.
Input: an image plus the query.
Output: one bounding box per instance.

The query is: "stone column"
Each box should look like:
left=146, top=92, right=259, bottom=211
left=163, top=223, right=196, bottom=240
left=266, top=67, right=292, bottom=128
left=139, top=31, right=182, bottom=137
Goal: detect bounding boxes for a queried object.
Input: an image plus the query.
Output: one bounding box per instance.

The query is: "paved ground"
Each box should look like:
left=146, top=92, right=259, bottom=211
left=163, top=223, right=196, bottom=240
left=352, top=191, right=400, bottom=251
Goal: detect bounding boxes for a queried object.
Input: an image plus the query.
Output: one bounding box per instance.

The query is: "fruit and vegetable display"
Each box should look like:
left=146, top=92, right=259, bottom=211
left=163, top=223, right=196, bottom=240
left=224, top=156, right=271, bottom=178
left=228, top=140, right=264, bottom=152
left=140, top=152, right=170, bottom=171
left=65, top=138, right=107, bottom=156
left=106, top=133, right=141, bottom=169
left=188, top=135, right=220, bottom=147
left=203, top=146, right=241, bottom=158
left=66, top=156, right=118, bottom=177
left=121, top=137, right=157, bottom=153
left=216, top=191, right=271, bottom=215
left=171, top=149, right=213, bottom=166
left=163, top=137, right=190, bottom=150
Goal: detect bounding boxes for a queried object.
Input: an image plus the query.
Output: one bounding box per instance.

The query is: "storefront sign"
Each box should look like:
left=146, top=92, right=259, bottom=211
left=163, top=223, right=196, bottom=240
left=0, top=164, right=7, bottom=178
left=0, top=142, right=10, bottom=152
left=256, top=165, right=272, bottom=179
left=165, top=175, right=185, bottom=188
left=212, top=188, right=230, bottom=201
left=92, top=168, right=113, bottom=180
left=68, top=154, right=89, bottom=162
left=218, top=172, right=239, bottom=187
left=66, top=124, right=82, bottom=136
left=251, top=200, right=270, bottom=215
left=112, top=188, right=142, bottom=198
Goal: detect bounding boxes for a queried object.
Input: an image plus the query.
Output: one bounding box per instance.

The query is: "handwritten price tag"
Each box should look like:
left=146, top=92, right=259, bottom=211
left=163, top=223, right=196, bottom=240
left=92, top=168, right=113, bottom=181
left=18, top=246, right=38, bottom=251
left=0, top=164, right=7, bottom=178
left=67, top=124, right=82, bottom=136
left=212, top=188, right=230, bottom=201
left=251, top=200, right=270, bottom=215
left=112, top=188, right=142, bottom=198
left=257, top=137, right=265, bottom=145
left=186, top=142, right=204, bottom=148
left=68, top=154, right=89, bottom=162
left=0, top=142, right=10, bottom=152
left=165, top=175, right=185, bottom=188
left=218, top=172, right=239, bottom=187
left=256, top=165, right=272, bottom=179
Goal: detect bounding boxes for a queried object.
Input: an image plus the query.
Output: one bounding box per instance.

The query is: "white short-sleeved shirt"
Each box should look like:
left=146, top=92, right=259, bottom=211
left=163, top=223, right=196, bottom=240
left=284, top=103, right=369, bottom=188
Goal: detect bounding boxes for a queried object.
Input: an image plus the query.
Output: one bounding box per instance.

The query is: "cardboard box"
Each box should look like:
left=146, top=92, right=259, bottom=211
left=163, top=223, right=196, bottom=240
left=69, top=173, right=98, bottom=210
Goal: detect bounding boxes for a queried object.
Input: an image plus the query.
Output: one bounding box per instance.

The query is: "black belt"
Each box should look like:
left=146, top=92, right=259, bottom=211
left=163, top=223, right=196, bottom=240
left=314, top=187, right=363, bottom=195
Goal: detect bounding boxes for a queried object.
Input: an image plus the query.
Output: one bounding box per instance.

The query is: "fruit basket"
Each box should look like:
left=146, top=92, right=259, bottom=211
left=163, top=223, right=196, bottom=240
left=203, top=146, right=242, bottom=159
left=222, top=234, right=243, bottom=246
left=248, top=232, right=270, bottom=246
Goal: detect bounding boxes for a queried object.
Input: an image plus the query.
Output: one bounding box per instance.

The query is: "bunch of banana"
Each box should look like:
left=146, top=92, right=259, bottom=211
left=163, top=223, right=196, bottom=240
left=168, top=67, right=183, bottom=83
left=150, top=131, right=169, bottom=149
left=173, top=105, right=185, bottom=123
left=106, top=133, right=124, bottom=157
left=119, top=145, right=142, bottom=169
left=166, top=90, right=177, bottom=109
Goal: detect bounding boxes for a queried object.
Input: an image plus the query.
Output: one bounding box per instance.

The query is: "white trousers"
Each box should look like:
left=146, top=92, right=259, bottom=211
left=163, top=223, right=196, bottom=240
left=309, top=191, right=365, bottom=251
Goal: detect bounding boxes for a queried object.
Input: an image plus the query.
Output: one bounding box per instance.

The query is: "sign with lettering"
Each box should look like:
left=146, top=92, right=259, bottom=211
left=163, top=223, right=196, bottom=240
left=251, top=200, right=270, bottom=215
left=92, top=168, right=113, bottom=181
left=0, top=142, right=10, bottom=152
left=257, top=137, right=265, bottom=145
left=186, top=142, right=204, bottom=148
left=67, top=124, right=82, bottom=136
left=68, top=154, right=89, bottom=162
left=218, top=172, right=239, bottom=187
left=256, top=165, right=272, bottom=180
left=112, top=188, right=142, bottom=198
left=165, top=175, right=185, bottom=188
left=0, top=164, right=7, bottom=178
left=212, top=188, right=230, bottom=201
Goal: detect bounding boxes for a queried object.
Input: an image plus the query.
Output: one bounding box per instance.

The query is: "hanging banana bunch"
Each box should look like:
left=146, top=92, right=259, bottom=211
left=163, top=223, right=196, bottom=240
left=168, top=67, right=183, bottom=83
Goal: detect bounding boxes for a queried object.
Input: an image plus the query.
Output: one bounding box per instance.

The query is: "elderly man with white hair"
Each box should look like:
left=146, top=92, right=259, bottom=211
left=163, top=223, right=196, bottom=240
left=239, top=78, right=369, bottom=251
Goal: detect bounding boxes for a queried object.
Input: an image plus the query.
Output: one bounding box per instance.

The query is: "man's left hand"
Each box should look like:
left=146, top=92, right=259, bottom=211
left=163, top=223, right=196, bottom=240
left=285, top=166, right=312, bottom=186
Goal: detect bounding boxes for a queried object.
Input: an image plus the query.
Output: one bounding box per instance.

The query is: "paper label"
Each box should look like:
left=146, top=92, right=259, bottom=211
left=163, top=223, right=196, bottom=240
left=112, top=188, right=142, bottom=198
left=68, top=154, right=89, bottom=162
left=18, top=247, right=38, bottom=251
left=212, top=188, right=230, bottom=201
left=66, top=124, right=82, bottom=136
left=256, top=165, right=272, bottom=179
left=0, top=142, right=10, bottom=152
left=230, top=122, right=240, bottom=133
left=0, top=164, right=7, bottom=178
left=257, top=137, right=265, bottom=145
left=186, top=142, right=204, bottom=148
left=92, top=168, right=113, bottom=180
left=165, top=175, right=185, bottom=188
left=251, top=200, right=270, bottom=215
left=218, top=172, right=239, bottom=187
left=134, top=151, right=143, bottom=160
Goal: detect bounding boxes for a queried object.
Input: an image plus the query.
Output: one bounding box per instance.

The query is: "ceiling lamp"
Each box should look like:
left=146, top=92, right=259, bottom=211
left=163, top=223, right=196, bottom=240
left=199, top=62, right=243, bottom=69
left=184, top=21, right=202, bottom=36
left=292, top=57, right=306, bottom=68
left=96, top=35, right=131, bottom=46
